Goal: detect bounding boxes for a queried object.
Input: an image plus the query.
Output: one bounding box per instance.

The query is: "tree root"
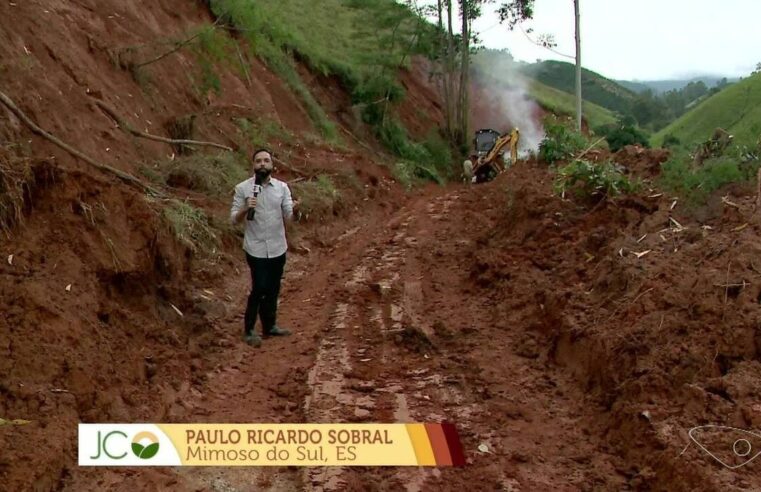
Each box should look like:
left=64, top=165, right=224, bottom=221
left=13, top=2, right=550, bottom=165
left=0, top=89, right=164, bottom=197
left=94, top=100, right=233, bottom=152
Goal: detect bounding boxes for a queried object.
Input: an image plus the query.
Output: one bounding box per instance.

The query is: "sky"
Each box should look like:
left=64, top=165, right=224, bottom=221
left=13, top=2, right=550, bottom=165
left=457, top=0, right=761, bottom=81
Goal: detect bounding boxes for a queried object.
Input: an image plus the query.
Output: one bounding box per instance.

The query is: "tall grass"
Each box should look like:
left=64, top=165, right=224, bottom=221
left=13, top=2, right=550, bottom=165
left=141, top=152, right=248, bottom=197
left=659, top=150, right=761, bottom=204
left=208, top=0, right=449, bottom=181
left=163, top=199, right=219, bottom=254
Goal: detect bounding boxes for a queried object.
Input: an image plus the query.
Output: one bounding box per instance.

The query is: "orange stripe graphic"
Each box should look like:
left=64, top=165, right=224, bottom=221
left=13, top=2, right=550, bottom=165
left=424, top=423, right=453, bottom=466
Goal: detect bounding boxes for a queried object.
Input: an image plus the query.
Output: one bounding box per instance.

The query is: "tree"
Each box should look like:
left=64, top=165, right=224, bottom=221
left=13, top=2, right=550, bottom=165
left=433, top=1, right=533, bottom=153
left=458, top=0, right=471, bottom=151
left=573, top=0, right=582, bottom=131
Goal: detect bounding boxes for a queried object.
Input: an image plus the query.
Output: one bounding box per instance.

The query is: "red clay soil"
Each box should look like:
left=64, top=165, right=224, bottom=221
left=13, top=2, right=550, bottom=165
left=3, top=1, right=761, bottom=491
left=6, top=144, right=761, bottom=491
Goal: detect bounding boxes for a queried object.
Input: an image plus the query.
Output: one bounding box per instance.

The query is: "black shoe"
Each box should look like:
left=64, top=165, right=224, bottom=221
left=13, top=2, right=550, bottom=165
left=244, top=332, right=262, bottom=347
left=264, top=326, right=291, bottom=338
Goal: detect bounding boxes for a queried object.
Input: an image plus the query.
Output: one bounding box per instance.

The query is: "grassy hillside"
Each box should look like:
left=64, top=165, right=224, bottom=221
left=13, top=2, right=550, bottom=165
left=210, top=0, right=434, bottom=135
left=210, top=0, right=456, bottom=182
left=528, top=79, right=617, bottom=128
left=616, top=80, right=650, bottom=94
left=619, top=76, right=739, bottom=94
left=652, top=72, right=761, bottom=148
left=521, top=60, right=637, bottom=115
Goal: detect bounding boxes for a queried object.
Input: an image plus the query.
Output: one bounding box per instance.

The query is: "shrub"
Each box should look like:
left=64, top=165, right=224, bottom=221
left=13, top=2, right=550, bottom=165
left=660, top=150, right=760, bottom=204
left=163, top=199, right=219, bottom=254
left=375, top=120, right=451, bottom=185
left=554, top=159, right=637, bottom=201
left=661, top=133, right=681, bottom=149
left=0, top=145, right=32, bottom=233
left=603, top=125, right=650, bottom=152
left=143, top=152, right=248, bottom=197
left=291, top=175, right=343, bottom=221
left=539, top=119, right=586, bottom=164
left=236, top=118, right=293, bottom=149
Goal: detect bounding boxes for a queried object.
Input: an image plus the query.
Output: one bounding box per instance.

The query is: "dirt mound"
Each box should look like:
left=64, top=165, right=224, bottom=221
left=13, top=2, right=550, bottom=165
left=0, top=163, right=224, bottom=488
left=465, top=162, right=761, bottom=489
left=614, top=145, right=671, bottom=179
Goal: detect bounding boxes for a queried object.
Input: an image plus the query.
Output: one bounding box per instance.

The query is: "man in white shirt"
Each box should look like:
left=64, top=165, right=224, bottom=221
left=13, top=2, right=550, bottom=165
left=230, top=149, right=294, bottom=347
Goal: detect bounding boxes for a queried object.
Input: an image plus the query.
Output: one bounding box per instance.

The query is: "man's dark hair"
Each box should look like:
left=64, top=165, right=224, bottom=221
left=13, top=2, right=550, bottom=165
left=252, top=148, right=273, bottom=161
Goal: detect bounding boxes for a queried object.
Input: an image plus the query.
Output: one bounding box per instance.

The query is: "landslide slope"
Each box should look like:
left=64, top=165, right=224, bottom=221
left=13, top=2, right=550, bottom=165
left=0, top=0, right=445, bottom=488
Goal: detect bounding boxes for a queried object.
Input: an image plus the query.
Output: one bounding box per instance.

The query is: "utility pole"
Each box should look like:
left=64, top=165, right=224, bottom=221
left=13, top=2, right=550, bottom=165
left=574, top=0, right=582, bottom=131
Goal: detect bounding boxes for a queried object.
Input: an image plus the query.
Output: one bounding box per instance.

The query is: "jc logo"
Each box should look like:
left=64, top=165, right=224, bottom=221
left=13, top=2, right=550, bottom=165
left=90, top=430, right=127, bottom=459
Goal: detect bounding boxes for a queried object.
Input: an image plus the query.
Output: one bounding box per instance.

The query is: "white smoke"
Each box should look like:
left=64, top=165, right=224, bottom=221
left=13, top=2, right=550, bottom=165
left=470, top=51, right=545, bottom=157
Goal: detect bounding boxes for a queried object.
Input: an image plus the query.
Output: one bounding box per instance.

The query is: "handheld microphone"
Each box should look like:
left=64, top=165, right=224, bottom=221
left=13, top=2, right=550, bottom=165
left=247, top=174, right=262, bottom=221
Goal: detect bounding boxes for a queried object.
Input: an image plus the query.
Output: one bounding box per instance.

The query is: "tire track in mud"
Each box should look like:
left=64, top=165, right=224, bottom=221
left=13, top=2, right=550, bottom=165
left=302, top=187, right=630, bottom=490
left=303, top=192, right=483, bottom=491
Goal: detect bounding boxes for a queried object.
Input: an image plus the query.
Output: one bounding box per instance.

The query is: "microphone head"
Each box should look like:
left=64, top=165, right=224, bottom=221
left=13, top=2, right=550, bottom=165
left=254, top=173, right=262, bottom=185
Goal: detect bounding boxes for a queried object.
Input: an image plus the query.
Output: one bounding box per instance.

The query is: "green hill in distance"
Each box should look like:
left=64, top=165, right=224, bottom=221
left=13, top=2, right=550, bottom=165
left=520, top=60, right=637, bottom=116
left=652, top=72, right=761, bottom=148
left=618, top=76, right=740, bottom=94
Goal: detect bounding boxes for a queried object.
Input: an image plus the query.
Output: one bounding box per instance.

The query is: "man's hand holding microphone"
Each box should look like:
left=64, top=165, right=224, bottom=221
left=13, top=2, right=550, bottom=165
left=246, top=175, right=263, bottom=221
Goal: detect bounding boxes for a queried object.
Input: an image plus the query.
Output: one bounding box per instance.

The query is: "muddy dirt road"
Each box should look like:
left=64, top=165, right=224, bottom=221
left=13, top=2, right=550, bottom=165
left=6, top=160, right=760, bottom=491
left=51, top=175, right=627, bottom=491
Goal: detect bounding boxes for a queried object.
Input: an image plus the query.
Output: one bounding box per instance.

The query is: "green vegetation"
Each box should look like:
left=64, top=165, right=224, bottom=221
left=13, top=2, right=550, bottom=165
left=189, top=26, right=236, bottom=98
left=163, top=199, right=219, bottom=254
left=383, top=129, right=453, bottom=187
left=141, top=152, right=248, bottom=197
left=236, top=118, right=293, bottom=149
left=538, top=118, right=587, bottom=164
left=554, top=159, right=637, bottom=201
left=291, top=175, right=344, bottom=221
left=595, top=116, right=650, bottom=152
left=521, top=61, right=736, bottom=132
left=522, top=60, right=637, bottom=116
left=208, top=0, right=438, bottom=156
left=659, top=149, right=761, bottom=204
left=529, top=81, right=617, bottom=129
left=0, top=145, right=32, bottom=233
left=617, top=77, right=735, bottom=95
left=653, top=72, right=761, bottom=149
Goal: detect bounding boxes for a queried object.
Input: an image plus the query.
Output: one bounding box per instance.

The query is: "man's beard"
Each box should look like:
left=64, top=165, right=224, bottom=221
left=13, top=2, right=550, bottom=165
left=254, top=169, right=271, bottom=181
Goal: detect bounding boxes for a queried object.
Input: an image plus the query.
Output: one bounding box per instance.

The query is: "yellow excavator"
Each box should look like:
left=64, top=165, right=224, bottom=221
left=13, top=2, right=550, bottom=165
left=470, top=127, right=520, bottom=183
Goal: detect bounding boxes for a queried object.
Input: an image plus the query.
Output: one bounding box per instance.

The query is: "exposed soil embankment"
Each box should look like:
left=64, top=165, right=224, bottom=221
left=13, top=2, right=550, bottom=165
left=468, top=156, right=761, bottom=490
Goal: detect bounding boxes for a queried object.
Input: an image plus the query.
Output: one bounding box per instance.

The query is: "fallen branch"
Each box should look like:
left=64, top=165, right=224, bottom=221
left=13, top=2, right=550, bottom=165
left=575, top=136, right=606, bottom=160
left=721, top=195, right=740, bottom=209
left=714, top=281, right=749, bottom=288
left=339, top=124, right=374, bottom=153
left=0, top=89, right=164, bottom=197
left=235, top=44, right=253, bottom=88
left=94, top=100, right=233, bottom=152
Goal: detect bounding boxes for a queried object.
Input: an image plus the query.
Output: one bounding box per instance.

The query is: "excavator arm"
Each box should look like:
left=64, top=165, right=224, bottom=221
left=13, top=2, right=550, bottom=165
left=473, top=128, right=520, bottom=178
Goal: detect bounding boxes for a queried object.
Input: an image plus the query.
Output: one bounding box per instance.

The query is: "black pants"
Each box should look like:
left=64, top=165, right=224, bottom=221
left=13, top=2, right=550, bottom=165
left=244, top=252, right=286, bottom=336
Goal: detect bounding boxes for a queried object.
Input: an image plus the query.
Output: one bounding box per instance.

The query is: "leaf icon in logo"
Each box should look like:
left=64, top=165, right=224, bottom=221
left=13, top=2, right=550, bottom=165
left=131, top=431, right=160, bottom=459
